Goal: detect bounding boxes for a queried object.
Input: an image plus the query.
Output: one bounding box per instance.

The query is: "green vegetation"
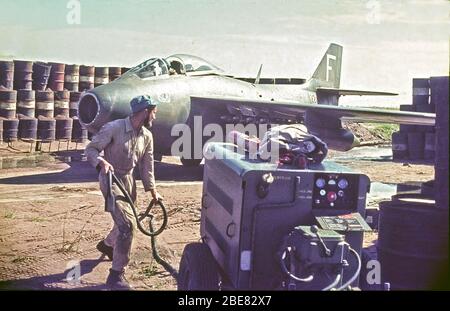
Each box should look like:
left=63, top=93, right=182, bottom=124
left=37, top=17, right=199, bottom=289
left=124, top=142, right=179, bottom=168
left=3, top=211, right=15, bottom=219
left=29, top=216, right=45, bottom=223
left=365, top=123, right=399, bottom=141
left=12, top=256, right=34, bottom=264
left=140, top=264, right=158, bottom=277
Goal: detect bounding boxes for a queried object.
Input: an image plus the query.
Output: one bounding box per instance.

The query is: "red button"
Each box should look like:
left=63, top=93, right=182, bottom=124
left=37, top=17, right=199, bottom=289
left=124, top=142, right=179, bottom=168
left=327, top=191, right=337, bottom=202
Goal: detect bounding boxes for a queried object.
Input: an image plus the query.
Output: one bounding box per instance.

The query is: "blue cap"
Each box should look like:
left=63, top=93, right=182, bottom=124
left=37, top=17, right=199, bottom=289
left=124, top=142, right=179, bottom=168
left=130, top=95, right=156, bottom=113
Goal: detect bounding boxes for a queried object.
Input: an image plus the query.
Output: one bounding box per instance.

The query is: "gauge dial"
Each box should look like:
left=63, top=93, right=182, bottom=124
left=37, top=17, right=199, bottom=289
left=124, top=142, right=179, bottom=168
left=315, top=178, right=326, bottom=188
left=338, top=178, right=349, bottom=189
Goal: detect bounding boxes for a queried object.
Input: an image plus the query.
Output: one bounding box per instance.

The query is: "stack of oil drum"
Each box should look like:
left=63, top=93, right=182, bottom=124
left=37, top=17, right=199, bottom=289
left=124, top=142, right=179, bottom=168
left=391, top=78, right=436, bottom=162
left=379, top=76, right=449, bottom=290
left=0, top=59, right=126, bottom=145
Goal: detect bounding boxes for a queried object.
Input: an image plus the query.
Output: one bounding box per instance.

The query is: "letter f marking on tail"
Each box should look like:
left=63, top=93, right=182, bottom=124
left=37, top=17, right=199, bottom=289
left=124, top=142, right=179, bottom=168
left=326, top=54, right=336, bottom=82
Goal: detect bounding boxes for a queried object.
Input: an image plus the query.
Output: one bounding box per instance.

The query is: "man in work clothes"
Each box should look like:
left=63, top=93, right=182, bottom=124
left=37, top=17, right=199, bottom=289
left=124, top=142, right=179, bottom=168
left=85, top=95, right=163, bottom=290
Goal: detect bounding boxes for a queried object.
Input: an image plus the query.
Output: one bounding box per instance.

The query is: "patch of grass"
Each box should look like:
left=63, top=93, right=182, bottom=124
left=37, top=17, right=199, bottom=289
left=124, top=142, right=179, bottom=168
left=3, top=211, right=15, bottom=219
left=140, top=264, right=158, bottom=277
left=12, top=256, right=34, bottom=264
left=29, top=216, right=45, bottom=223
left=365, top=123, right=399, bottom=141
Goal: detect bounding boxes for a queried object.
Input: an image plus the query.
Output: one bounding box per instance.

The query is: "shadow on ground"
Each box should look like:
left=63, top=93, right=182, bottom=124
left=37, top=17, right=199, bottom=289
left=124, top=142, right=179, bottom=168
left=0, top=258, right=108, bottom=290
left=0, top=160, right=203, bottom=185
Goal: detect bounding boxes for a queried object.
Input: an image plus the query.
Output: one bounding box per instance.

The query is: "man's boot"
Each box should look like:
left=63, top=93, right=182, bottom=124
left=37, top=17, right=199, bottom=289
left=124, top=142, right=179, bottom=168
left=106, top=269, right=132, bottom=290
left=96, top=240, right=114, bottom=261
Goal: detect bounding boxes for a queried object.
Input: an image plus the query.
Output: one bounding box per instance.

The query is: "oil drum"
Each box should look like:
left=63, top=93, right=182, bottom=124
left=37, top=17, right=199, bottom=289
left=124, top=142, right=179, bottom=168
left=69, top=91, right=81, bottom=117
left=0, top=60, right=14, bottom=89
left=35, top=90, right=54, bottom=118
left=94, top=67, right=109, bottom=87
left=0, top=118, right=3, bottom=142
left=2, top=118, right=19, bottom=142
left=421, top=180, right=434, bottom=198
left=391, top=131, right=408, bottom=160
left=64, top=64, right=80, bottom=91
left=37, top=117, right=56, bottom=142
left=109, top=67, right=122, bottom=82
left=54, top=90, right=70, bottom=118
left=407, top=132, right=424, bottom=160
left=18, top=116, right=38, bottom=140
left=17, top=89, right=35, bottom=118
left=378, top=197, right=449, bottom=289
left=48, top=62, right=65, bottom=91
left=430, top=76, right=449, bottom=211
left=0, top=89, right=17, bottom=119
left=32, top=62, right=51, bottom=91
left=412, top=78, right=430, bottom=106
left=424, top=132, right=435, bottom=160
left=79, top=65, right=95, bottom=91
left=71, top=116, right=88, bottom=143
left=55, top=117, right=73, bottom=140
left=13, top=60, right=33, bottom=90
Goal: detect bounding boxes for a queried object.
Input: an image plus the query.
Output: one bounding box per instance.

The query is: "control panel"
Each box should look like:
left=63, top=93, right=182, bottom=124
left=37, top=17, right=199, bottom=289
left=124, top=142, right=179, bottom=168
left=312, top=173, right=359, bottom=211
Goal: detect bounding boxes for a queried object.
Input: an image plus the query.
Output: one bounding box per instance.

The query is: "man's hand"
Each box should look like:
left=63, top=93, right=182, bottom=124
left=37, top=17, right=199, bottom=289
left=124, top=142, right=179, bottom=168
left=150, top=189, right=163, bottom=203
left=98, top=157, right=114, bottom=174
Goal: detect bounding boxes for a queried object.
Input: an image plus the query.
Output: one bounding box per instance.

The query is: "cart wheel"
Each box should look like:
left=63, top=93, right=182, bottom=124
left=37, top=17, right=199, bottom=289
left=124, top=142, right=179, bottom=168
left=178, top=243, right=220, bottom=290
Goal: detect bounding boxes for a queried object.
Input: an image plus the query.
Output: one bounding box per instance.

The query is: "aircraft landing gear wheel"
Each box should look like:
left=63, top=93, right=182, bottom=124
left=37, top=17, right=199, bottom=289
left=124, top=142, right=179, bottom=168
left=180, top=158, right=202, bottom=167
left=178, top=243, right=220, bottom=290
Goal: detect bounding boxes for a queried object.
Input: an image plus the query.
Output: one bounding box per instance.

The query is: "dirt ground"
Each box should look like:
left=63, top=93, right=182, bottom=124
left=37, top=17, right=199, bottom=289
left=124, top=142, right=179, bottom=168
left=0, top=140, right=434, bottom=290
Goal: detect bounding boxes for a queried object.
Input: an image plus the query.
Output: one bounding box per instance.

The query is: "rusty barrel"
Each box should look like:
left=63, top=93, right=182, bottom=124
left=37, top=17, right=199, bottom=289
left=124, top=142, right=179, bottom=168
left=71, top=116, right=88, bottom=143
left=69, top=91, right=81, bottom=118
left=55, top=116, right=73, bottom=140
left=64, top=64, right=79, bottom=91
left=399, top=104, right=416, bottom=132
left=48, top=62, right=65, bottom=91
left=412, top=78, right=430, bottom=106
left=109, top=67, right=122, bottom=82
left=35, top=90, right=54, bottom=118
left=0, top=61, right=14, bottom=89
left=32, top=62, right=52, bottom=91
left=37, top=117, right=56, bottom=142
left=79, top=65, right=95, bottom=91
left=424, top=132, right=435, bottom=160
left=407, top=132, right=424, bottom=160
left=431, top=76, right=449, bottom=211
left=13, top=60, right=33, bottom=90
left=2, top=118, right=19, bottom=142
left=17, top=89, right=35, bottom=118
left=54, top=90, right=70, bottom=118
left=378, top=196, right=449, bottom=289
left=18, top=116, right=38, bottom=140
left=0, top=89, right=17, bottom=119
left=94, top=67, right=109, bottom=87
left=391, top=131, right=408, bottom=160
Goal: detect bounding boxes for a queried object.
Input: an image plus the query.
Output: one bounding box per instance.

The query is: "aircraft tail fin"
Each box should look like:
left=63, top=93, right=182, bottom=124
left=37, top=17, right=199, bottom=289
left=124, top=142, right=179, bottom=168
left=311, top=43, right=343, bottom=88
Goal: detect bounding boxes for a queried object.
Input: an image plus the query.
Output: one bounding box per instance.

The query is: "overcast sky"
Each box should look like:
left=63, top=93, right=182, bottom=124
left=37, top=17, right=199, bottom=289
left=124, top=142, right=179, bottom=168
left=0, top=0, right=448, bottom=107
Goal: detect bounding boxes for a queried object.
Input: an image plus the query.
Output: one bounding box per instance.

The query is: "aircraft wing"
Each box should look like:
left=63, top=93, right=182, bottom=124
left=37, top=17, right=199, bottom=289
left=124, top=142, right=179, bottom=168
left=190, top=96, right=435, bottom=126
left=316, top=87, right=398, bottom=96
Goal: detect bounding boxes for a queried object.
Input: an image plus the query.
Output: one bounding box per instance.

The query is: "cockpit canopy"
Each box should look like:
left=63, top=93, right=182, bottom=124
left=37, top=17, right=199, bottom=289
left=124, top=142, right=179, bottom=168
left=124, top=54, right=223, bottom=79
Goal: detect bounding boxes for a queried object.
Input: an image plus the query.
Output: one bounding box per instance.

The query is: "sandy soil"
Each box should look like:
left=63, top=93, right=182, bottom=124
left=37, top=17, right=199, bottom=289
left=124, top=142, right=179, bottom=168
left=0, top=142, right=434, bottom=290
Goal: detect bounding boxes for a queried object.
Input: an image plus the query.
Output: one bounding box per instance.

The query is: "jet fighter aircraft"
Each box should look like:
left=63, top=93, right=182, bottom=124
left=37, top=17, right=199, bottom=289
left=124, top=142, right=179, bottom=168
left=78, top=43, right=435, bottom=166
